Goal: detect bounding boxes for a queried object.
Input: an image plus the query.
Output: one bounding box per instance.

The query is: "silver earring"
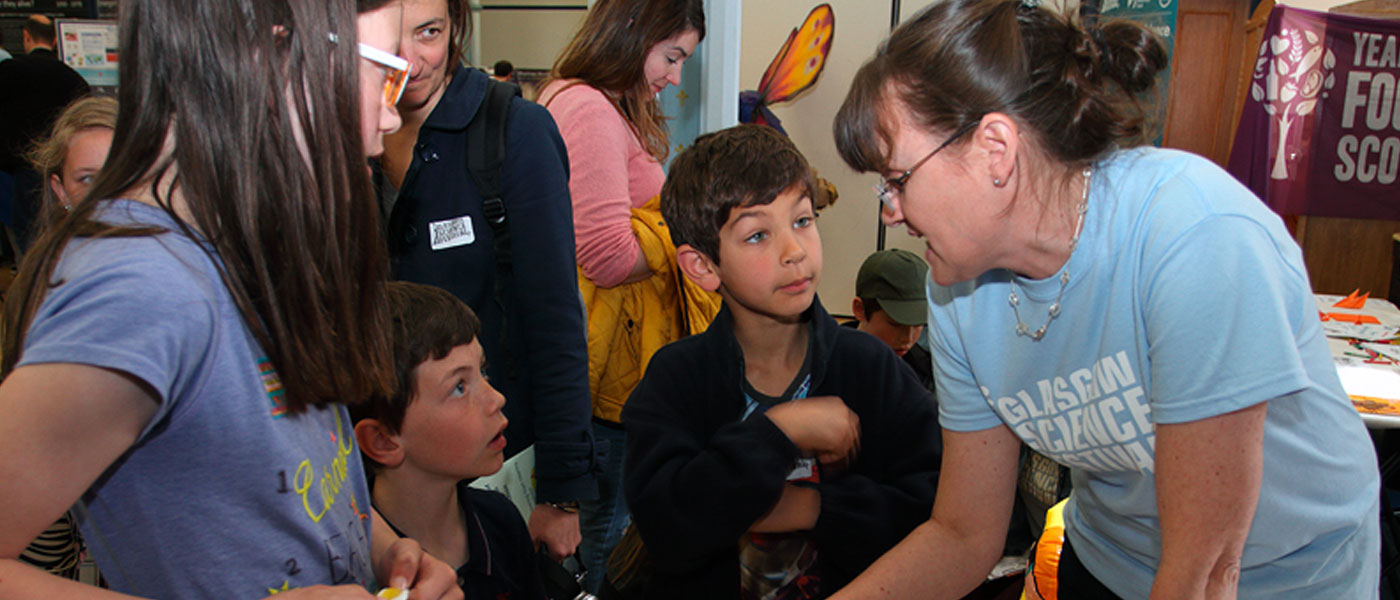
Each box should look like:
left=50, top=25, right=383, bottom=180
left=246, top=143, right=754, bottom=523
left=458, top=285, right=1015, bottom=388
left=993, top=178, right=1002, bottom=186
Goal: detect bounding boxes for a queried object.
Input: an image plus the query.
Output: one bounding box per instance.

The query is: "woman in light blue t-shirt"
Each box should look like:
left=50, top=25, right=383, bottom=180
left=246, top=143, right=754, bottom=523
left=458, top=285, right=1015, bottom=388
left=828, top=0, right=1380, bottom=598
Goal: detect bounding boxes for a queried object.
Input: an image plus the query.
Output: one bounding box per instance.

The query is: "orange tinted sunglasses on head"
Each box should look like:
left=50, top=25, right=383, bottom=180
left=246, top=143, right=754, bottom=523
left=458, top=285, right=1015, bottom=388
left=358, top=43, right=411, bottom=105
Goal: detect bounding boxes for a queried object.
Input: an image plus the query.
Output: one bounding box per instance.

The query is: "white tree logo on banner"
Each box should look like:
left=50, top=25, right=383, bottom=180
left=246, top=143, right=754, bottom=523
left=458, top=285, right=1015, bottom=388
left=1251, top=27, right=1337, bottom=179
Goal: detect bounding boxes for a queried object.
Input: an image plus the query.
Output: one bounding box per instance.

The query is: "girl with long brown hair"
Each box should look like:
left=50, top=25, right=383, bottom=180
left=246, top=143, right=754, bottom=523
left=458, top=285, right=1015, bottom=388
left=537, top=0, right=704, bottom=591
left=0, top=0, right=462, bottom=597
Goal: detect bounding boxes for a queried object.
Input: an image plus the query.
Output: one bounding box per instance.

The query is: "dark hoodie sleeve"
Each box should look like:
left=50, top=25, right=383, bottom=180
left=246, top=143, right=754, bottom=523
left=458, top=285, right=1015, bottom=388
left=500, top=97, right=598, bottom=503
left=808, top=334, right=943, bottom=576
left=620, top=343, right=802, bottom=572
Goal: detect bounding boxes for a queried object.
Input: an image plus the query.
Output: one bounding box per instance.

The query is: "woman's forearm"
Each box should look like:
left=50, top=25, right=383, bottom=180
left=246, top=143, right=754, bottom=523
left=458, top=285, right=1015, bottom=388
left=1149, top=403, right=1266, bottom=600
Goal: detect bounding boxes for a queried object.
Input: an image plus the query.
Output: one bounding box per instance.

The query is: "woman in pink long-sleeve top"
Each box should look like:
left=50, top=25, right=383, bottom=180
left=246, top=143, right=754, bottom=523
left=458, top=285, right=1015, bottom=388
left=537, top=0, right=704, bottom=592
left=542, top=82, right=665, bottom=287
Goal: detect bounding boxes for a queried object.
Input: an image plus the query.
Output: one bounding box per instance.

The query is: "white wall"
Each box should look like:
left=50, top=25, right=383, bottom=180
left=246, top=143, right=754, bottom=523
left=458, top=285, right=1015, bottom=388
left=476, top=1, right=588, bottom=71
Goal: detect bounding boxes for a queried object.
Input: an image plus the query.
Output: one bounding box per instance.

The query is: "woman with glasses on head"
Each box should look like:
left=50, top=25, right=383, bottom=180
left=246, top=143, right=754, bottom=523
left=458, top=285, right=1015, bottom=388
left=829, top=1, right=1379, bottom=598
left=0, top=0, right=462, bottom=598
left=536, top=1, right=705, bottom=591
left=371, top=0, right=599, bottom=571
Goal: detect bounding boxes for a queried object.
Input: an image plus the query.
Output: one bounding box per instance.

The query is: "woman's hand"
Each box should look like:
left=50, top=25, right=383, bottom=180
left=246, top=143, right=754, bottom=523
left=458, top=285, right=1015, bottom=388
left=529, top=502, right=582, bottom=561
left=614, top=248, right=654, bottom=285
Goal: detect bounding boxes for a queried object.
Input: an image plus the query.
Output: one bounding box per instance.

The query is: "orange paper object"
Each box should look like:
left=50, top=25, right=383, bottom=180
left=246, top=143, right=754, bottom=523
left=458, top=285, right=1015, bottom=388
left=1333, top=289, right=1371, bottom=309
left=1324, top=312, right=1381, bottom=324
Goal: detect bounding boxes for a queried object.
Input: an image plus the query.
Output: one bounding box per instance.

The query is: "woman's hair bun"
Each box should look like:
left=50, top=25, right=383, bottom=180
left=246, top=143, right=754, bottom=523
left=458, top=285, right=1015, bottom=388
left=1097, top=20, right=1169, bottom=96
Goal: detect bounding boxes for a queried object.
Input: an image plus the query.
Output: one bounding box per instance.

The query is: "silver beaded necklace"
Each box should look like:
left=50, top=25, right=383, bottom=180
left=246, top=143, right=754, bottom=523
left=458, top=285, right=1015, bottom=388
left=1008, top=167, right=1091, bottom=341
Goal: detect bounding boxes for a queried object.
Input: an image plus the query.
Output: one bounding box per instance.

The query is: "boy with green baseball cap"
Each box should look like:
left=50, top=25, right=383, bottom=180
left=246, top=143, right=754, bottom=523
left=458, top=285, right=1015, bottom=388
left=850, top=249, right=934, bottom=392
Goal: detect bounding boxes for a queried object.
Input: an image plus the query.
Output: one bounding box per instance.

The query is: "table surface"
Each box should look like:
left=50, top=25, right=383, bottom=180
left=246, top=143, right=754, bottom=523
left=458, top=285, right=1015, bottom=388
left=1314, top=294, right=1400, bottom=429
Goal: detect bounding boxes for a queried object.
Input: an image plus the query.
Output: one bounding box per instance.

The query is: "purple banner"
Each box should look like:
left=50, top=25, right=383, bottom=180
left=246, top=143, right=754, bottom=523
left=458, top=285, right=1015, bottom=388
left=1227, top=6, right=1400, bottom=220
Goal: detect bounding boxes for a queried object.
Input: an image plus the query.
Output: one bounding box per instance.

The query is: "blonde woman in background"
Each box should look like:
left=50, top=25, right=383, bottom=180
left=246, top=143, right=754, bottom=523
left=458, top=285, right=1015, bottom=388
left=27, top=95, right=116, bottom=216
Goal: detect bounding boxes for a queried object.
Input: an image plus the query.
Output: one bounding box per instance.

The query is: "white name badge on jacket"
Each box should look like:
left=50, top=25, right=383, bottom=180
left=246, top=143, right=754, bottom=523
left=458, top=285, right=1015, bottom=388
left=429, top=215, right=474, bottom=250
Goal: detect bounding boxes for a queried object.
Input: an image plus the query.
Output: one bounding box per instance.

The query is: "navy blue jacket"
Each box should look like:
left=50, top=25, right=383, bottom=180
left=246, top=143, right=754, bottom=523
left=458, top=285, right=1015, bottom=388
left=379, top=66, right=597, bottom=503
left=622, top=298, right=943, bottom=598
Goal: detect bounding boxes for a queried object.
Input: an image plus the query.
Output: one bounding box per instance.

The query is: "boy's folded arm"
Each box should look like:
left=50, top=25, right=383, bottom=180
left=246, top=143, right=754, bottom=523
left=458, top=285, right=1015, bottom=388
left=749, top=484, right=821, bottom=533
left=807, top=465, right=939, bottom=568
left=623, top=399, right=801, bottom=568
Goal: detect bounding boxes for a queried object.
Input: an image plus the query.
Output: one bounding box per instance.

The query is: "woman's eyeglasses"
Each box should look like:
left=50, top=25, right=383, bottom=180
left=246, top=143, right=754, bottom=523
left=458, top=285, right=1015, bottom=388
left=358, top=43, right=412, bottom=106
left=874, top=122, right=978, bottom=213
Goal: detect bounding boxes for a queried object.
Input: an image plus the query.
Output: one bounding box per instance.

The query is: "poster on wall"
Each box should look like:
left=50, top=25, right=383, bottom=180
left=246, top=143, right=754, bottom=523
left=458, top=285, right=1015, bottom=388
left=1099, top=0, right=1177, bottom=145
left=1227, top=6, right=1399, bottom=220
left=56, top=18, right=117, bottom=89
left=0, top=1, right=88, bottom=18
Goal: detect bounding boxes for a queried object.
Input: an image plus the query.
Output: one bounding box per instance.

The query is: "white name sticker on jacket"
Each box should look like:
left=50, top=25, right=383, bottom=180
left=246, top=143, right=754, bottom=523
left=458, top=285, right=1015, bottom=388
left=429, top=215, right=474, bottom=250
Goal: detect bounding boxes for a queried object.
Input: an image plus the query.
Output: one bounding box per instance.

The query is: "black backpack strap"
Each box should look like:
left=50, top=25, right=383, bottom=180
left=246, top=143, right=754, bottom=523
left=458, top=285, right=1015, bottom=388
left=466, top=78, right=521, bottom=265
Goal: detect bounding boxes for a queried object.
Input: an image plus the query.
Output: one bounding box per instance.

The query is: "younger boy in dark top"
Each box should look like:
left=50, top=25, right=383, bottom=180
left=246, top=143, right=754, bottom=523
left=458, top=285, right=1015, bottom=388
left=848, top=248, right=936, bottom=394
left=351, top=281, right=545, bottom=600
left=622, top=125, right=943, bottom=599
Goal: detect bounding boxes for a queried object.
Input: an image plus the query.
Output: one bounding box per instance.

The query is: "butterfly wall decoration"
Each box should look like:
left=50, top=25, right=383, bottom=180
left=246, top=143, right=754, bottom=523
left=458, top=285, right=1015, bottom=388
left=739, top=3, right=835, bottom=135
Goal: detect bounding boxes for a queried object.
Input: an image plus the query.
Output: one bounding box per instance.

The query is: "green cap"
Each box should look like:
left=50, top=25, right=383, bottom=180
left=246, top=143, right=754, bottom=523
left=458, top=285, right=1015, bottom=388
left=855, top=249, right=929, bottom=327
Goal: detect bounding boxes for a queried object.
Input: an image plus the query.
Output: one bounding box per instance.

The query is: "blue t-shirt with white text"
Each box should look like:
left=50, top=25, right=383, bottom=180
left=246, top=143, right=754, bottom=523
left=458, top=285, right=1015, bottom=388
left=929, top=148, right=1378, bottom=598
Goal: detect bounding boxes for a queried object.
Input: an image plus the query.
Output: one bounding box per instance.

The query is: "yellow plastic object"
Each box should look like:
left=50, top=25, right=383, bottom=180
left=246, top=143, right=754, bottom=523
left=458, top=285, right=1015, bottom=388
left=376, top=587, right=408, bottom=600
left=1022, top=499, right=1068, bottom=600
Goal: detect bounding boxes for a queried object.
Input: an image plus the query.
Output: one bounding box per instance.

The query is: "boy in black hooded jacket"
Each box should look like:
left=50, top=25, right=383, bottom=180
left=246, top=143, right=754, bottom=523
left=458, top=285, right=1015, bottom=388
left=622, top=125, right=943, bottom=599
